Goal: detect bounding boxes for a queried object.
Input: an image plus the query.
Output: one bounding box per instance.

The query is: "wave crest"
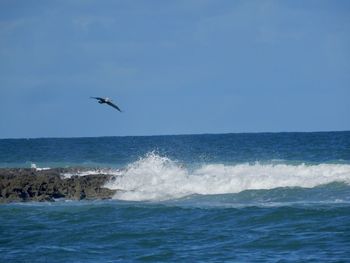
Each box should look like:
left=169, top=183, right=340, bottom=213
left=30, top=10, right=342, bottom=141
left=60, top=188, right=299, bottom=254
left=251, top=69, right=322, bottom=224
left=104, top=152, right=350, bottom=201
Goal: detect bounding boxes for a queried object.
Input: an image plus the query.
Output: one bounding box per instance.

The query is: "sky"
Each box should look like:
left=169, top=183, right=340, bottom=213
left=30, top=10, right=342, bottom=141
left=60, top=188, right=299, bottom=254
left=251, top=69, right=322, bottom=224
left=0, top=0, right=349, bottom=138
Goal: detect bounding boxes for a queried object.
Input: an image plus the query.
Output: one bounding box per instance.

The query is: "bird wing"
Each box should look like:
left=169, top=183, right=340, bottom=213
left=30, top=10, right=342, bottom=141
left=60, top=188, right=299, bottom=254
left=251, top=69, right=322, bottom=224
left=90, top=97, right=104, bottom=100
left=106, top=101, right=122, bottom=112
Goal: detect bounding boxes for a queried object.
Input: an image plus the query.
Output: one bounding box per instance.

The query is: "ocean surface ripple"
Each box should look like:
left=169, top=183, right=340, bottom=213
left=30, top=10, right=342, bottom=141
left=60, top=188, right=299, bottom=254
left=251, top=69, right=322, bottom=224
left=1, top=132, right=349, bottom=262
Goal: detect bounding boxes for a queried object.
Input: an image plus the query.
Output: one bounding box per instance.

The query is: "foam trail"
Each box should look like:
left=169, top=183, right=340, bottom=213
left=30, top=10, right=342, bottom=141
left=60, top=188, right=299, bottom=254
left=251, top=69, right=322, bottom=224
left=62, top=168, right=122, bottom=178
left=31, top=163, right=50, bottom=171
left=104, top=153, right=350, bottom=201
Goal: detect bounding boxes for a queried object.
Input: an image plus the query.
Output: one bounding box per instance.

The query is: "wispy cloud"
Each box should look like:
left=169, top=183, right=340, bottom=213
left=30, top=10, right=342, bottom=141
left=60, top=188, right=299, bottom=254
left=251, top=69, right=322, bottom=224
left=73, top=15, right=116, bottom=31
left=0, top=18, right=29, bottom=33
left=192, top=1, right=321, bottom=46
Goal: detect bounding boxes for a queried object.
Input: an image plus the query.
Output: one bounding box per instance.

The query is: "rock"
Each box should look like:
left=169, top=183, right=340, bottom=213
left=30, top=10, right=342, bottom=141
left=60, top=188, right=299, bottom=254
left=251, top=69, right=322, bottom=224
left=0, top=168, right=117, bottom=203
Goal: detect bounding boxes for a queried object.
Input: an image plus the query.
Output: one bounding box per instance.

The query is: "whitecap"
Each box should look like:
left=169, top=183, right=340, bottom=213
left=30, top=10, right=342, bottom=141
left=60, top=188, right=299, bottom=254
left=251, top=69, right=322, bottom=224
left=104, top=152, right=350, bottom=201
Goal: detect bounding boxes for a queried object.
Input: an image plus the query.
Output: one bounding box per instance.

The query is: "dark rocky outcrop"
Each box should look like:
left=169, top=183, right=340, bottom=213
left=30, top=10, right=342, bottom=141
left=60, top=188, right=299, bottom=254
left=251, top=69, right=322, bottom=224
left=0, top=168, right=117, bottom=203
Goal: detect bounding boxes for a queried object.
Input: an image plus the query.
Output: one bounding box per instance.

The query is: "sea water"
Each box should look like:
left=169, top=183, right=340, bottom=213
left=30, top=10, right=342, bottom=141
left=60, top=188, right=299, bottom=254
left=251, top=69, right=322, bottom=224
left=0, top=132, right=350, bottom=262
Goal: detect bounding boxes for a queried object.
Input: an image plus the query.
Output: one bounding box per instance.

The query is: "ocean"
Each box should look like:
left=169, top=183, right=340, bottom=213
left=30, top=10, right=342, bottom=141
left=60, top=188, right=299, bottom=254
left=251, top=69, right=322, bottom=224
left=1, top=131, right=350, bottom=262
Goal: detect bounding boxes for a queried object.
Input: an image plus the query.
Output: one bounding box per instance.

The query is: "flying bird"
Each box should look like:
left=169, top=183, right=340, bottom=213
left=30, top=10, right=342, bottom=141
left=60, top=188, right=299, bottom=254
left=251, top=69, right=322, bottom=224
left=90, top=97, right=122, bottom=112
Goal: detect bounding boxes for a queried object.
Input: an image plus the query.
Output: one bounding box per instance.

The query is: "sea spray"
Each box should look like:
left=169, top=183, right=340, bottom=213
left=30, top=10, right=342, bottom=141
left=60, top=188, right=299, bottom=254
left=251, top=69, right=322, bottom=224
left=104, top=152, right=350, bottom=201
left=1, top=132, right=350, bottom=262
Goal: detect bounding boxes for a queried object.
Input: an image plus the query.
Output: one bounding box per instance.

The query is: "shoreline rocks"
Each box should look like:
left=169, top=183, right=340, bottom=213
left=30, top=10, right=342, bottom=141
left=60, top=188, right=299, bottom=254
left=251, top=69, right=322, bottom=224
left=0, top=168, right=117, bottom=203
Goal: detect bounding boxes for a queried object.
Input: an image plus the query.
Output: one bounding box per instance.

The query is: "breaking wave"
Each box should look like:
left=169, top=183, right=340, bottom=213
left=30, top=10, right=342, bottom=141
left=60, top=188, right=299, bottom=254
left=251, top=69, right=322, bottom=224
left=104, top=152, right=350, bottom=201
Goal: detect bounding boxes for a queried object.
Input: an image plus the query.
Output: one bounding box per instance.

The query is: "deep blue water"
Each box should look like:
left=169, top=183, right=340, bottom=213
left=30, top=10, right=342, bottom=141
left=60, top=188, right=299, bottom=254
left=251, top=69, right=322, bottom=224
left=1, top=132, right=350, bottom=262
left=0, top=131, right=349, bottom=168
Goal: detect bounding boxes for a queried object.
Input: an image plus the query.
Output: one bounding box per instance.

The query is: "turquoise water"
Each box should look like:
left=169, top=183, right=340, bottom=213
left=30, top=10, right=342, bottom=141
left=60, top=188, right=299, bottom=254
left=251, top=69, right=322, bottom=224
left=1, top=200, right=350, bottom=262
left=1, top=132, right=350, bottom=262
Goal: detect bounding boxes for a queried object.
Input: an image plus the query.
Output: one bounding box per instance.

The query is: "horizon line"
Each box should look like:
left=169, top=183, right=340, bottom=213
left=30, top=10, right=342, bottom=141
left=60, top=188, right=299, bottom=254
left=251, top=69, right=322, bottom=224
left=1, top=129, right=349, bottom=140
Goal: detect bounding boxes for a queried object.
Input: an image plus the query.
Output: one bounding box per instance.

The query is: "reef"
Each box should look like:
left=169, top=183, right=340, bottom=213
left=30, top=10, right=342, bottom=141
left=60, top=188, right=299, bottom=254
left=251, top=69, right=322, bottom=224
left=0, top=168, right=116, bottom=203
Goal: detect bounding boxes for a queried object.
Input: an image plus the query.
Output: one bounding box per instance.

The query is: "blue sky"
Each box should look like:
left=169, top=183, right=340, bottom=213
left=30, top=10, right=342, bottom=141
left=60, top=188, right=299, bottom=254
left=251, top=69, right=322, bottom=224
left=0, top=0, right=349, bottom=138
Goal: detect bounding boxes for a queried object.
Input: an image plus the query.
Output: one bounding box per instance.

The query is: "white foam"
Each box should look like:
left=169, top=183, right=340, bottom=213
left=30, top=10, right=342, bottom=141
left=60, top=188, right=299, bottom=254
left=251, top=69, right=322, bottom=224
left=104, top=152, right=350, bottom=201
left=30, top=163, right=50, bottom=171
left=62, top=169, right=122, bottom=178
